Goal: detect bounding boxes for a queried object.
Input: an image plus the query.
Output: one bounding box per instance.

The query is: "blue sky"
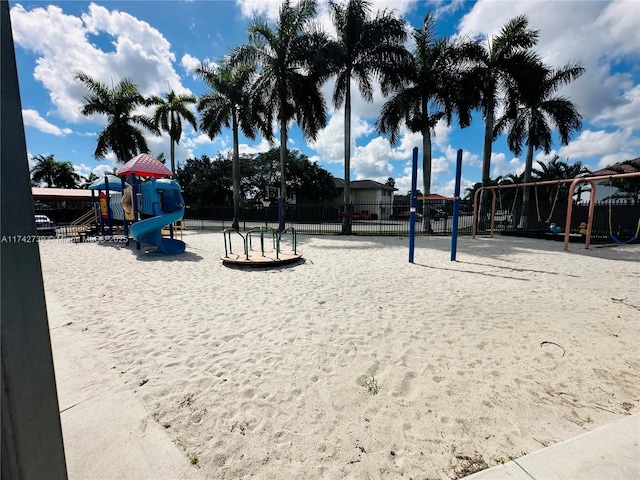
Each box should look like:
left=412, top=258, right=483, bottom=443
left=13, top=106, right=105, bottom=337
left=10, top=0, right=640, bottom=197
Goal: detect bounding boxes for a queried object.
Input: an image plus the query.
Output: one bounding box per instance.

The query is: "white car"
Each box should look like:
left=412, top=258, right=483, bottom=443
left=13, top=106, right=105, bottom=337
left=35, top=214, right=56, bottom=236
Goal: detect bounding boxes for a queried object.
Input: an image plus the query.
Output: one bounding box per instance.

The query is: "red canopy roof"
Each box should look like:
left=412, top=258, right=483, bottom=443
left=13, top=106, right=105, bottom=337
left=117, top=154, right=172, bottom=178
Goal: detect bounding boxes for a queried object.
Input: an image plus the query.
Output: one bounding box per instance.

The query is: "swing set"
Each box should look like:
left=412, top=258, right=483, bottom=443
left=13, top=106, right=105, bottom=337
left=472, top=171, right=640, bottom=251
left=607, top=177, right=640, bottom=245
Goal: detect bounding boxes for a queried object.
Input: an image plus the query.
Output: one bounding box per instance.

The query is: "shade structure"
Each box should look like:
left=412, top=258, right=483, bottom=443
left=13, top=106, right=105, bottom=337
left=88, top=174, right=130, bottom=191
left=117, top=153, right=172, bottom=178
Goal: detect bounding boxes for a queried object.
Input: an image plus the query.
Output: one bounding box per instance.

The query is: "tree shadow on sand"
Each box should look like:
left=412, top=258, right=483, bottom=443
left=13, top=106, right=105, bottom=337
left=94, top=240, right=204, bottom=262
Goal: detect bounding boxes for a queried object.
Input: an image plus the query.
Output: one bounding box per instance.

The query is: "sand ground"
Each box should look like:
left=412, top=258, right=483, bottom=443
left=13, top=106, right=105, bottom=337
left=39, top=233, right=640, bottom=479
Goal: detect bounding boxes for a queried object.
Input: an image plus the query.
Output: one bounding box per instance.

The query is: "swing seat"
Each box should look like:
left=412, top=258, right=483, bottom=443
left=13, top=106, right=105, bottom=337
left=609, top=219, right=640, bottom=245
left=610, top=234, right=638, bottom=245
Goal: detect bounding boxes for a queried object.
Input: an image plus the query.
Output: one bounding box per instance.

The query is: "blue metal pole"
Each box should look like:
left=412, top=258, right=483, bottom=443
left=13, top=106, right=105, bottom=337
left=105, top=175, right=113, bottom=236
left=409, top=147, right=418, bottom=263
left=450, top=149, right=463, bottom=261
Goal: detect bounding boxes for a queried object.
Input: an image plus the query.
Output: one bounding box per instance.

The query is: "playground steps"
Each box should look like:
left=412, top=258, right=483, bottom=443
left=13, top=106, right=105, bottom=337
left=161, top=220, right=184, bottom=239
left=70, top=206, right=98, bottom=241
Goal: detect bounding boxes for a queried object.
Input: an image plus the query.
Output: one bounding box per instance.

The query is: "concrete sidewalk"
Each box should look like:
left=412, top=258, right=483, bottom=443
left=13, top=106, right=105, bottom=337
left=464, top=413, right=639, bottom=480
left=48, top=296, right=206, bottom=480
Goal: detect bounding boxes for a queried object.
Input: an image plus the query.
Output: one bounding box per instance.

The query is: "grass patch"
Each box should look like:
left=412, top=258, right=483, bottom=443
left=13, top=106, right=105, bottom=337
left=453, top=454, right=489, bottom=477
left=363, top=376, right=379, bottom=395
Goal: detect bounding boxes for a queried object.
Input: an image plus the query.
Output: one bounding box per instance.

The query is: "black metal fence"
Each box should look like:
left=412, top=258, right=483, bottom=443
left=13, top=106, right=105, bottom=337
left=36, top=200, right=639, bottom=244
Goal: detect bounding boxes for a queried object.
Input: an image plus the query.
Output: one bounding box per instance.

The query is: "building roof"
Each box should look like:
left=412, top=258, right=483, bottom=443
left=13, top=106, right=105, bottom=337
left=588, top=157, right=640, bottom=176
left=418, top=193, right=453, bottom=200
left=117, top=153, right=172, bottom=178
left=32, top=188, right=92, bottom=201
left=333, top=178, right=397, bottom=191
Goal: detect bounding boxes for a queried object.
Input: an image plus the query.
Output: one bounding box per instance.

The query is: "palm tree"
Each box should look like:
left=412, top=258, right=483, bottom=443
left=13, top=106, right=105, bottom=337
left=233, top=0, right=328, bottom=231
left=30, top=154, right=81, bottom=188
left=196, top=61, right=269, bottom=230
left=53, top=161, right=81, bottom=188
left=74, top=70, right=159, bottom=163
left=532, top=155, right=590, bottom=209
left=148, top=89, right=198, bottom=175
left=30, top=154, right=58, bottom=187
left=376, top=13, right=477, bottom=232
left=495, top=60, right=584, bottom=228
left=80, top=172, right=100, bottom=189
left=467, top=15, right=540, bottom=227
left=498, top=172, right=524, bottom=225
left=323, top=0, right=408, bottom=234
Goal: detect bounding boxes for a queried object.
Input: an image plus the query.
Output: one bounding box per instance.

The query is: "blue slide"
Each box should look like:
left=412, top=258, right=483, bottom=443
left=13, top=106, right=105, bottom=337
left=130, top=209, right=185, bottom=255
left=130, top=178, right=186, bottom=255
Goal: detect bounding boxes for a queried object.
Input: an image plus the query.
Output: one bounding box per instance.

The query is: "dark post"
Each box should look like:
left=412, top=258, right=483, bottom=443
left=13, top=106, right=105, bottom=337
left=1, top=2, right=68, bottom=478
left=408, top=147, right=418, bottom=263
left=450, top=149, right=463, bottom=261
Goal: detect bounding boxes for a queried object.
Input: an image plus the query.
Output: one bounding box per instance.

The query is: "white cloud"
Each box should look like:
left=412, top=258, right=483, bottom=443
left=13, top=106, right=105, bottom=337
left=239, top=137, right=276, bottom=156
left=558, top=129, right=638, bottom=163
left=490, top=152, right=524, bottom=178
left=11, top=3, right=186, bottom=123
left=184, top=133, right=218, bottom=149
left=181, top=53, right=219, bottom=77
left=351, top=136, right=395, bottom=180
left=438, top=176, right=468, bottom=198
left=594, top=0, right=640, bottom=58
left=93, top=163, right=118, bottom=177
left=428, top=0, right=467, bottom=19
left=308, top=109, right=375, bottom=165
left=592, top=84, right=640, bottom=130
left=236, top=0, right=417, bottom=22
left=457, top=0, right=640, bottom=128
left=22, top=109, right=72, bottom=136
left=181, top=53, right=201, bottom=73
left=236, top=0, right=288, bottom=20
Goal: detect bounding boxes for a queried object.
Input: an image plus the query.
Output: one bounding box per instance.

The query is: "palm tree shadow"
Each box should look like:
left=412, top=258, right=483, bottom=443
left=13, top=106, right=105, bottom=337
left=455, top=260, right=580, bottom=278
left=412, top=262, right=529, bottom=281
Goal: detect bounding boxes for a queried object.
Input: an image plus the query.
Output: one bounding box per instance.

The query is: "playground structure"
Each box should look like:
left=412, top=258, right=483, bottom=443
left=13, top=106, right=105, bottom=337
left=222, top=226, right=302, bottom=266
left=129, top=178, right=185, bottom=255
left=80, top=154, right=186, bottom=255
left=86, top=174, right=131, bottom=238
left=472, top=171, right=640, bottom=250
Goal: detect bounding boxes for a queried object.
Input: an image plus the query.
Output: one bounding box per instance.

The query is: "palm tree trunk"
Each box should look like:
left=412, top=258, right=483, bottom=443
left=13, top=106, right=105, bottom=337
left=422, top=124, right=433, bottom=233
left=479, top=105, right=494, bottom=230
left=279, top=118, right=287, bottom=233
left=232, top=111, right=240, bottom=231
left=342, top=83, right=352, bottom=235
left=518, top=140, right=535, bottom=229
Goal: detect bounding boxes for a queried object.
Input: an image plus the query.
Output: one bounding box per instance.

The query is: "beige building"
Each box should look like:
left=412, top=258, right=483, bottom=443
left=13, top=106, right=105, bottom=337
left=333, top=179, right=396, bottom=220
